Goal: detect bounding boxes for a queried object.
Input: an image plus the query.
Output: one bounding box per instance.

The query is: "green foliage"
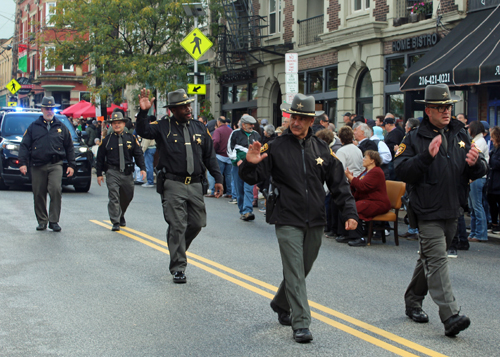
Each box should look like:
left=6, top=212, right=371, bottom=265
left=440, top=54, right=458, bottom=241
left=42, top=0, right=222, bottom=104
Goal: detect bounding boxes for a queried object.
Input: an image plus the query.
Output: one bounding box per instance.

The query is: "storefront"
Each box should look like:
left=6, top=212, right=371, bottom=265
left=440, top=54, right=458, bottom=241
left=400, top=2, right=500, bottom=124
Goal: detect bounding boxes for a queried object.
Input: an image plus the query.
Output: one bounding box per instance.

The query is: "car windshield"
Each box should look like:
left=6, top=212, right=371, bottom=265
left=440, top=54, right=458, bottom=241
left=1, top=113, right=79, bottom=141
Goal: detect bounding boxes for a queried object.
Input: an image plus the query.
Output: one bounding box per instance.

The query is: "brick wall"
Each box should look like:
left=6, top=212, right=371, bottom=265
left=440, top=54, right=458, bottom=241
left=252, top=0, right=260, bottom=16
left=373, top=0, right=389, bottom=22
left=327, top=0, right=341, bottom=31
left=283, top=0, right=294, bottom=43
left=298, top=51, right=338, bottom=71
left=439, top=0, right=459, bottom=14
left=479, top=87, right=488, bottom=121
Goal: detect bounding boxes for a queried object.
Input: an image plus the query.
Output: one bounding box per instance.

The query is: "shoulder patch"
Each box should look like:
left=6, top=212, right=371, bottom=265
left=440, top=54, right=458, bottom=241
left=395, top=143, right=406, bottom=157
left=150, top=121, right=158, bottom=125
left=260, top=143, right=269, bottom=153
left=330, top=148, right=339, bottom=160
left=206, top=128, right=212, bottom=139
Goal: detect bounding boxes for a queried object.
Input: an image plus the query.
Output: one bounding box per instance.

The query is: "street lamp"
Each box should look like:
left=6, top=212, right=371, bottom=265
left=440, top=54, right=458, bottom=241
left=182, top=3, right=206, bottom=121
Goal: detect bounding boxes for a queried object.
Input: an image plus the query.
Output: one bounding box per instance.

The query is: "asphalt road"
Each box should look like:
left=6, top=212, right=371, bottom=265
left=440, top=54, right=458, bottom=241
left=1, top=181, right=499, bottom=357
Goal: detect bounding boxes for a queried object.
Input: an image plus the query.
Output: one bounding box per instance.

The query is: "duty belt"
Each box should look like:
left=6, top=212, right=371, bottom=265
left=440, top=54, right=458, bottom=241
left=107, top=164, right=124, bottom=172
left=164, top=172, right=201, bottom=185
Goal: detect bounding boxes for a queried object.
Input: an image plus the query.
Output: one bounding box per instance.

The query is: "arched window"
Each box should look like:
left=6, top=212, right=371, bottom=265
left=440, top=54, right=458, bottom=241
left=356, top=69, right=373, bottom=120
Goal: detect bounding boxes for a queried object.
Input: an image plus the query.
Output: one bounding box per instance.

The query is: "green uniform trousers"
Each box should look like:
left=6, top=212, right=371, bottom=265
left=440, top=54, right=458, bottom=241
left=31, top=161, right=63, bottom=224
left=272, top=225, right=323, bottom=330
left=105, top=169, right=134, bottom=225
left=405, top=218, right=459, bottom=322
left=162, top=179, right=206, bottom=274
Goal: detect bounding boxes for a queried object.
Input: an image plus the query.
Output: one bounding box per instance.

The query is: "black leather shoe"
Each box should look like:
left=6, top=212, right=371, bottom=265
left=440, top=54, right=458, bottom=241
left=36, top=223, right=47, bottom=231
left=48, top=222, right=61, bottom=232
left=111, top=223, right=120, bottom=231
left=348, top=238, right=367, bottom=247
left=120, top=216, right=126, bottom=227
left=335, top=236, right=351, bottom=243
left=444, top=314, right=470, bottom=337
left=293, top=328, right=313, bottom=343
left=173, top=271, right=187, bottom=284
left=270, top=301, right=291, bottom=326
left=405, top=307, right=429, bottom=323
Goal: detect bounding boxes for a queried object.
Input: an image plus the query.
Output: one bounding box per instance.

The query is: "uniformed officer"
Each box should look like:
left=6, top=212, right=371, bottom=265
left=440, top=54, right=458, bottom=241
left=394, top=83, right=488, bottom=337
left=136, top=88, right=223, bottom=284
left=19, top=96, right=76, bottom=232
left=95, top=112, right=146, bottom=231
left=239, top=94, right=360, bottom=343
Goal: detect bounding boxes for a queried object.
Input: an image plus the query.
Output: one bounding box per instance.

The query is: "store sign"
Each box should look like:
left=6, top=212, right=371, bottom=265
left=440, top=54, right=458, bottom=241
left=392, top=33, right=439, bottom=52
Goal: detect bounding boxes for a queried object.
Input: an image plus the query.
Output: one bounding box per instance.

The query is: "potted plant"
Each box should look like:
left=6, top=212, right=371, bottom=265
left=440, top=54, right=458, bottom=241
left=409, top=2, right=432, bottom=22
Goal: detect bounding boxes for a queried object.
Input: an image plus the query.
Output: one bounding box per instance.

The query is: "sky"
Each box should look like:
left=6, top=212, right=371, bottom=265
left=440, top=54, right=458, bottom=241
left=0, top=1, right=17, bottom=40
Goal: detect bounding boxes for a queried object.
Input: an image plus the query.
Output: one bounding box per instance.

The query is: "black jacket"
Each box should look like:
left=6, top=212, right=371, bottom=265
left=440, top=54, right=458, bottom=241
left=385, top=127, right=405, bottom=158
left=394, top=117, right=488, bottom=220
left=136, top=110, right=223, bottom=183
left=487, top=147, right=500, bottom=195
left=239, top=128, right=358, bottom=228
left=358, top=138, right=378, bottom=155
left=95, top=131, right=146, bottom=176
left=227, top=129, right=261, bottom=165
left=19, top=116, right=76, bottom=168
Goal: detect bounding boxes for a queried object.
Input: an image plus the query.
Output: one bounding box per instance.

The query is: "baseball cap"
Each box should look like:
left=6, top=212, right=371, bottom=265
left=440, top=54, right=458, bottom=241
left=383, top=117, right=395, bottom=125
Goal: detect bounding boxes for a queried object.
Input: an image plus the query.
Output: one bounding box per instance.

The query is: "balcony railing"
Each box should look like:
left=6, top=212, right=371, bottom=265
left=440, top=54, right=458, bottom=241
left=297, top=14, right=324, bottom=46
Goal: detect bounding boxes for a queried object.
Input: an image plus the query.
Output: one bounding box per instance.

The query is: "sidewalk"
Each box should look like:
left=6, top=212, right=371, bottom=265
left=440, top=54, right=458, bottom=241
left=397, top=210, right=500, bottom=242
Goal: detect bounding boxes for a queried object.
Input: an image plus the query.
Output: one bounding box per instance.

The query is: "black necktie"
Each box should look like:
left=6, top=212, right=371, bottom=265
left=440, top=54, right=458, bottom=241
left=47, top=121, right=51, bottom=131
left=118, top=134, right=125, bottom=172
left=438, top=129, right=448, bottom=153
left=182, top=123, right=194, bottom=175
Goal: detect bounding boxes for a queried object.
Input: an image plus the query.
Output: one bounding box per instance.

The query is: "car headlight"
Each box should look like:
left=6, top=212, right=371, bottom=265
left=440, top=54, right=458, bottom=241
left=78, top=147, right=88, bottom=153
left=2, top=142, right=20, bottom=151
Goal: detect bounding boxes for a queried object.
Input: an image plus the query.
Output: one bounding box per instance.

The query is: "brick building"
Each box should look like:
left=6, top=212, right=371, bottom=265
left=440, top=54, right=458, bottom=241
left=14, top=0, right=89, bottom=109
left=211, top=0, right=500, bottom=127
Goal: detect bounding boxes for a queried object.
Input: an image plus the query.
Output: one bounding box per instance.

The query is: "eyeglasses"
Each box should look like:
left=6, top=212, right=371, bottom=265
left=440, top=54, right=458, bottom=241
left=427, top=105, right=452, bottom=113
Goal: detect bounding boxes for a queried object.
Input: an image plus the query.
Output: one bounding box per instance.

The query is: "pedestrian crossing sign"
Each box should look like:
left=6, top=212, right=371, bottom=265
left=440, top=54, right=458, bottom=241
left=181, top=28, right=213, bottom=61
left=187, top=84, right=206, bottom=95
left=6, top=79, right=21, bottom=95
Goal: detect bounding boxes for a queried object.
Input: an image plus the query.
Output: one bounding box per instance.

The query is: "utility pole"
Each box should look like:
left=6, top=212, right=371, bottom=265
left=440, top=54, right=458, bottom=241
left=11, top=0, right=20, bottom=80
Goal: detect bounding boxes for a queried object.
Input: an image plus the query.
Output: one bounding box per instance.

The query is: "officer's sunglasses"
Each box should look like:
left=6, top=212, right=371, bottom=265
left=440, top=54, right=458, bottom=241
left=427, top=105, right=452, bottom=113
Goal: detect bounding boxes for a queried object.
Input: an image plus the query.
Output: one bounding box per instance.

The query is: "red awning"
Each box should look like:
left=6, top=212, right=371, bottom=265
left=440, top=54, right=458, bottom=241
left=73, top=103, right=97, bottom=118
left=61, top=100, right=91, bottom=117
left=106, top=103, right=127, bottom=115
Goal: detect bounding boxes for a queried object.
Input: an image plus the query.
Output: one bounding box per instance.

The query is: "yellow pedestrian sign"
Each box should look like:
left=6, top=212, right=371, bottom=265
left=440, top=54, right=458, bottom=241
left=7, top=102, right=18, bottom=107
left=187, top=84, right=206, bottom=95
left=6, top=79, right=21, bottom=95
left=181, top=28, right=213, bottom=61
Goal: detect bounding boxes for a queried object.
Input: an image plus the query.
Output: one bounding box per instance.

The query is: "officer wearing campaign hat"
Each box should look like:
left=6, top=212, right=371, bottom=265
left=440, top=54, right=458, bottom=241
left=394, top=83, right=487, bottom=336
left=18, top=96, right=75, bottom=232
left=96, top=108, right=146, bottom=232
left=136, top=88, right=223, bottom=284
left=239, top=93, right=360, bottom=343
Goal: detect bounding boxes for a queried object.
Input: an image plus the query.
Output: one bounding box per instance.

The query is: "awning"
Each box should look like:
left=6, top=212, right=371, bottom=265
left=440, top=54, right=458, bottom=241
left=400, top=6, right=500, bottom=91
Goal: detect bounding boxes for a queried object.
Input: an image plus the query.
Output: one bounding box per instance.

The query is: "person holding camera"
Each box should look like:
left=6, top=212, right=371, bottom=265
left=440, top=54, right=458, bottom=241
left=95, top=111, right=146, bottom=232
left=136, top=88, right=223, bottom=284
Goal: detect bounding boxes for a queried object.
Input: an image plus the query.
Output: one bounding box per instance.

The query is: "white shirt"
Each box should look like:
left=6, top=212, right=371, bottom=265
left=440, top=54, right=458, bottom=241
left=473, top=134, right=489, bottom=178
left=336, top=143, right=364, bottom=177
left=370, top=135, right=392, bottom=164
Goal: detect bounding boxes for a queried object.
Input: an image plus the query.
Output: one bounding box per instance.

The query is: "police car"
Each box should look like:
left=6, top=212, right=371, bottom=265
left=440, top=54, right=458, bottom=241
left=0, top=107, right=93, bottom=191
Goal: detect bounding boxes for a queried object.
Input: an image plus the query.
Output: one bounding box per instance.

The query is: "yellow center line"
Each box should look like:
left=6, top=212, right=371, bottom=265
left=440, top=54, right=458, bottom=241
left=93, top=220, right=448, bottom=357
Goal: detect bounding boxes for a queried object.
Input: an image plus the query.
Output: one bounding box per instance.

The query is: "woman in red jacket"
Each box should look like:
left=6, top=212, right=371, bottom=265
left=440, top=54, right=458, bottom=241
left=345, top=150, right=391, bottom=231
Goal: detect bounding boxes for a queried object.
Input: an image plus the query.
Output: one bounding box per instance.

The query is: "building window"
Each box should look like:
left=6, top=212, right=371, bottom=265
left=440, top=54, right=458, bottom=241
left=326, top=68, right=338, bottom=92
left=269, top=0, right=281, bottom=34
left=250, top=83, right=259, bottom=100
left=387, top=93, right=404, bottom=118
left=45, top=2, right=56, bottom=27
left=63, top=63, right=73, bottom=72
left=409, top=53, right=425, bottom=67
left=307, top=70, right=323, bottom=94
left=235, top=84, right=248, bottom=102
left=387, top=57, right=405, bottom=84
left=44, top=47, right=55, bottom=71
left=299, top=73, right=305, bottom=94
left=354, top=0, right=370, bottom=11
left=356, top=69, right=373, bottom=120
left=80, top=91, right=91, bottom=101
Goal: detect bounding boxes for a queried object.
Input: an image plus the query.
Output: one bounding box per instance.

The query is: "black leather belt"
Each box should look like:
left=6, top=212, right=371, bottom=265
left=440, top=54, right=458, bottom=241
left=107, top=164, right=123, bottom=172
left=164, top=172, right=201, bottom=185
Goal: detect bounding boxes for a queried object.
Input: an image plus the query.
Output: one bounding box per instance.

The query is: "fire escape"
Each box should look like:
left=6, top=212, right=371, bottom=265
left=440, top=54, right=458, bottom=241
left=217, top=0, right=291, bottom=83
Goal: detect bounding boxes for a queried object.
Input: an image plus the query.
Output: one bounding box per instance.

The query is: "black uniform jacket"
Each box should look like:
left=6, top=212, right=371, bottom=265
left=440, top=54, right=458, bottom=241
left=394, top=117, right=488, bottom=221
left=239, top=128, right=359, bottom=228
left=136, top=110, right=223, bottom=183
left=385, top=126, right=405, bottom=158
left=95, top=132, right=145, bottom=176
left=19, top=116, right=76, bottom=168
left=487, top=147, right=500, bottom=195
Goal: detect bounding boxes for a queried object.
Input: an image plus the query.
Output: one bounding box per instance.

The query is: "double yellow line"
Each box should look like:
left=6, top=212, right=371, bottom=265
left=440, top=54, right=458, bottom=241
left=91, top=220, right=448, bottom=357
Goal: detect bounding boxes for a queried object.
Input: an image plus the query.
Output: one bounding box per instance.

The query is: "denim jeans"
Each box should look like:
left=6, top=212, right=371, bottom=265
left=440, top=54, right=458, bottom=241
left=408, top=226, right=419, bottom=234
left=217, top=158, right=232, bottom=196
left=207, top=171, right=215, bottom=194
left=232, top=165, right=253, bottom=215
left=469, top=178, right=488, bottom=240
left=144, top=148, right=156, bottom=185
